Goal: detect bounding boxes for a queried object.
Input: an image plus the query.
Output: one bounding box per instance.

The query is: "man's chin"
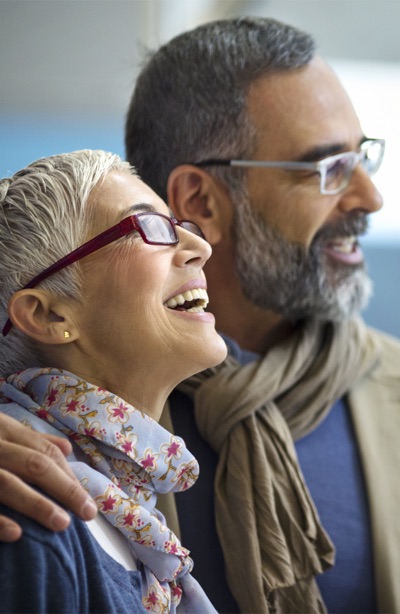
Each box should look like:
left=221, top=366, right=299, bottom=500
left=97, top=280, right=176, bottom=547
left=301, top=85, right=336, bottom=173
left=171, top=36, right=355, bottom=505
left=315, top=268, right=373, bottom=322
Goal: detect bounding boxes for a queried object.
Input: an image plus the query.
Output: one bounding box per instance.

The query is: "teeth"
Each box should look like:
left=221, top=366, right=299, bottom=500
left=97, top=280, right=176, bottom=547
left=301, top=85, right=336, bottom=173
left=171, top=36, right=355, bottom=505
left=328, top=236, right=356, bottom=254
left=165, top=288, right=209, bottom=310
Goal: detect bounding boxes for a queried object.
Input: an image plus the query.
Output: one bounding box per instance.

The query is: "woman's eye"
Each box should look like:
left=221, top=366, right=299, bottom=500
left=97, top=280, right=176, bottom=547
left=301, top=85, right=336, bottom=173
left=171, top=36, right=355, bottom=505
left=126, top=230, right=140, bottom=240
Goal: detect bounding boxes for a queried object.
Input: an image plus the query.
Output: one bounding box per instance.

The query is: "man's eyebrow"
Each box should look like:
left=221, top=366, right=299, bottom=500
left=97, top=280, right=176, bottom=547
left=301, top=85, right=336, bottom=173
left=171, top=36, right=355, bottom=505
left=297, top=137, right=367, bottom=163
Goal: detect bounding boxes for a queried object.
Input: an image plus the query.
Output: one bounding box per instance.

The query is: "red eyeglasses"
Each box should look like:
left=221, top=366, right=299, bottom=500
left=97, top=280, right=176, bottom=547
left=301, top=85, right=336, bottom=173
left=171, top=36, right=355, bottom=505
left=2, top=212, right=205, bottom=337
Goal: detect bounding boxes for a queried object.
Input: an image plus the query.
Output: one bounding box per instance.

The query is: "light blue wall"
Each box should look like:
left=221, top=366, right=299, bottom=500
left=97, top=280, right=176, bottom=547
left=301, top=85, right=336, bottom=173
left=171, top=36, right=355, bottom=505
left=1, top=0, right=399, bottom=340
left=1, top=113, right=399, bottom=340
left=0, top=114, right=125, bottom=179
left=362, top=245, right=400, bottom=338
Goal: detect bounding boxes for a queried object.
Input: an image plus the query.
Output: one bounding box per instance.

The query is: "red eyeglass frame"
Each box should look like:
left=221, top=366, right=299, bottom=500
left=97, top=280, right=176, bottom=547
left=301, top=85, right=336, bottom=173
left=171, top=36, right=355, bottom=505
left=2, top=212, right=204, bottom=337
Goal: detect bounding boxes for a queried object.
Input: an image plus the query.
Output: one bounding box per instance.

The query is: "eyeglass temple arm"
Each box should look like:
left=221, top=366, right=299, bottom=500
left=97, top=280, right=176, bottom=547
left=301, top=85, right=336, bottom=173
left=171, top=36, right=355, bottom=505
left=192, top=158, right=320, bottom=170
left=2, top=216, right=136, bottom=337
left=192, top=140, right=384, bottom=171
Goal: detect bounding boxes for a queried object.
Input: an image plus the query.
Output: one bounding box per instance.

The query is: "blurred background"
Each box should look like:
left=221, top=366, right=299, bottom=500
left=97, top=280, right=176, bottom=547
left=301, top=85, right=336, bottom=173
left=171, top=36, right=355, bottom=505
left=1, top=0, right=399, bottom=336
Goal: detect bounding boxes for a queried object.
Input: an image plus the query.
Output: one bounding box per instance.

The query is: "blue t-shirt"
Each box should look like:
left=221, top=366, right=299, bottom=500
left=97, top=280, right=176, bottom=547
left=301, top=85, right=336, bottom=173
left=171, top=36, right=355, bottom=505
left=0, top=502, right=145, bottom=614
left=296, top=398, right=376, bottom=613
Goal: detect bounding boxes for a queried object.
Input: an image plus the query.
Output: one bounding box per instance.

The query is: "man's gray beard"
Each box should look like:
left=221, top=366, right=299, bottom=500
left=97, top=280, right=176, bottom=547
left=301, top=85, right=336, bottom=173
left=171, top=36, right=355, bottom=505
left=233, top=194, right=373, bottom=322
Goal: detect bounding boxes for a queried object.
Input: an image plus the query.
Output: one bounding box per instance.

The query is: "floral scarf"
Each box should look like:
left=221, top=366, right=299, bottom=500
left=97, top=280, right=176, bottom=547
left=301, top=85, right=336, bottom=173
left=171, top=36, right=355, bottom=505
left=0, top=368, right=216, bottom=614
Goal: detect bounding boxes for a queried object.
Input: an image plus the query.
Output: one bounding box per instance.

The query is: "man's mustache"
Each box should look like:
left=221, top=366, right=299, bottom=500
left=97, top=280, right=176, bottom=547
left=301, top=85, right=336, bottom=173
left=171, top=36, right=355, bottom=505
left=313, top=212, right=369, bottom=245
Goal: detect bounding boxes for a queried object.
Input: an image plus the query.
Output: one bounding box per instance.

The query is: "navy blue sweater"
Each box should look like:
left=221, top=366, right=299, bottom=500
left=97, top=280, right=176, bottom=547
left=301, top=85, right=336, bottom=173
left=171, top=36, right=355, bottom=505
left=0, top=503, right=145, bottom=613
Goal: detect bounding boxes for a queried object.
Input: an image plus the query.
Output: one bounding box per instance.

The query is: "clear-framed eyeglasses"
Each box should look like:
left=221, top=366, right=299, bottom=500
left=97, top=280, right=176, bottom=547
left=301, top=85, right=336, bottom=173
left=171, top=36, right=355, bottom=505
left=191, top=138, right=385, bottom=195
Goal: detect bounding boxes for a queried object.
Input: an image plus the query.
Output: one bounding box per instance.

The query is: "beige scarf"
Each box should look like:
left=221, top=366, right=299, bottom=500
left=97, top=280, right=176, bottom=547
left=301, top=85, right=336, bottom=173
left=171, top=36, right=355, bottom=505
left=178, top=317, right=380, bottom=613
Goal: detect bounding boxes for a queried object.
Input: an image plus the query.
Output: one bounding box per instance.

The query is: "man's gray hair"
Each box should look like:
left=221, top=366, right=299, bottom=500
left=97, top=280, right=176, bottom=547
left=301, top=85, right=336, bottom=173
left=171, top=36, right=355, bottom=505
left=0, top=149, right=131, bottom=375
left=125, top=16, right=316, bottom=200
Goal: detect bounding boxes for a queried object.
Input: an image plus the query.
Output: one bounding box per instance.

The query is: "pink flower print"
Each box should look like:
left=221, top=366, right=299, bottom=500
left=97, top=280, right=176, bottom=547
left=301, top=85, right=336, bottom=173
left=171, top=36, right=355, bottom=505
left=164, top=540, right=189, bottom=559
left=160, top=436, right=183, bottom=462
left=106, top=401, right=133, bottom=424
left=174, top=459, right=199, bottom=491
left=59, top=393, right=87, bottom=418
left=36, top=408, right=50, bottom=421
left=95, top=486, right=122, bottom=514
left=115, top=432, right=138, bottom=459
left=122, top=510, right=137, bottom=528
left=121, top=439, right=134, bottom=455
left=95, top=386, right=108, bottom=396
left=77, top=420, right=103, bottom=440
left=69, top=431, right=85, bottom=443
left=143, top=581, right=171, bottom=613
left=44, top=384, right=61, bottom=408
left=142, top=585, right=165, bottom=612
left=138, top=448, right=159, bottom=473
left=164, top=540, right=179, bottom=555
left=137, top=534, right=156, bottom=548
left=131, top=476, right=152, bottom=500
left=171, top=582, right=183, bottom=603
left=115, top=503, right=142, bottom=533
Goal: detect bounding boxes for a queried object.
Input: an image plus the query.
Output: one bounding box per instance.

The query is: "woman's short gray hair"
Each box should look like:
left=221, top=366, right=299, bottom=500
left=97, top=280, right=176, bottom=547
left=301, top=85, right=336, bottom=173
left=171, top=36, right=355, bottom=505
left=0, top=149, right=132, bottom=375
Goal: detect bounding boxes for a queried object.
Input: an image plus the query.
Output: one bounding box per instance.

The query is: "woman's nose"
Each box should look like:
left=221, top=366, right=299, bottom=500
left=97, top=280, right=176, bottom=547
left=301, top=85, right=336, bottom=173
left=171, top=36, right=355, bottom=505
left=175, top=225, right=212, bottom=266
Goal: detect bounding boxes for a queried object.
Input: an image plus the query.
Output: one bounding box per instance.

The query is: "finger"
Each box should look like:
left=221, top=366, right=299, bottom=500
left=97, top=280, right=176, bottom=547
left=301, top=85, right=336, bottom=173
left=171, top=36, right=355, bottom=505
left=0, top=441, right=98, bottom=522
left=39, top=432, right=73, bottom=457
left=0, top=469, right=71, bottom=534
left=0, top=414, right=73, bottom=476
left=0, top=413, right=87, bottom=498
left=0, top=516, right=22, bottom=542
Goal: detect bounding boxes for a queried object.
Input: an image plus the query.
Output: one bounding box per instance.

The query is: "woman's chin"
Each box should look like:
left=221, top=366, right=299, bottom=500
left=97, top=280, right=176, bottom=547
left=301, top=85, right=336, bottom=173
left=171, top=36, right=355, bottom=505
left=188, top=333, right=228, bottom=376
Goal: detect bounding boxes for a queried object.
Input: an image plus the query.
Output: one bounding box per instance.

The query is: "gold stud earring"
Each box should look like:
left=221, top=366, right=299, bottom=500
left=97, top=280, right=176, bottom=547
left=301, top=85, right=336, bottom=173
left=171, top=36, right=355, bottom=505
left=64, top=331, right=71, bottom=339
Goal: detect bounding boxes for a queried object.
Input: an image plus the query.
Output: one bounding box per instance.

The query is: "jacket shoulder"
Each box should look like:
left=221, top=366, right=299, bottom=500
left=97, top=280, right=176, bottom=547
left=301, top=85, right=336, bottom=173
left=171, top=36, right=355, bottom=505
left=368, top=328, right=400, bottom=381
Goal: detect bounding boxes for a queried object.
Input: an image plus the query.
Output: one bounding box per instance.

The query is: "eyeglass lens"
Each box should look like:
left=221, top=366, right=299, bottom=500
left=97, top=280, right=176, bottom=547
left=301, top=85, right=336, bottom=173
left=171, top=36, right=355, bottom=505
left=137, top=214, right=178, bottom=244
left=324, top=154, right=355, bottom=193
left=136, top=214, right=205, bottom=244
left=324, top=140, right=384, bottom=193
left=361, top=140, right=384, bottom=175
left=180, top=220, right=205, bottom=238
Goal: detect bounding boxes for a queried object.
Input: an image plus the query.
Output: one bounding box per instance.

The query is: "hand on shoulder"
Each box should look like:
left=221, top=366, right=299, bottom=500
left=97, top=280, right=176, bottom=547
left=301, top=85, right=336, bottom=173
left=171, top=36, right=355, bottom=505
left=0, top=413, right=97, bottom=541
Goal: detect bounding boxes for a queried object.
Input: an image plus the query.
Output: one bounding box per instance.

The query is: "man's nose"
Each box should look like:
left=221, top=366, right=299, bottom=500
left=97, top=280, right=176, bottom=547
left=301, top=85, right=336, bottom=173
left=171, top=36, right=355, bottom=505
left=337, top=165, right=383, bottom=215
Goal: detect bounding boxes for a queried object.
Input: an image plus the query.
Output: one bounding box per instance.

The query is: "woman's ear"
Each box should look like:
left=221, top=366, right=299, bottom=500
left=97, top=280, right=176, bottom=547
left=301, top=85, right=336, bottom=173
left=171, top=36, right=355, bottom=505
left=8, top=290, right=77, bottom=345
left=167, top=165, right=230, bottom=246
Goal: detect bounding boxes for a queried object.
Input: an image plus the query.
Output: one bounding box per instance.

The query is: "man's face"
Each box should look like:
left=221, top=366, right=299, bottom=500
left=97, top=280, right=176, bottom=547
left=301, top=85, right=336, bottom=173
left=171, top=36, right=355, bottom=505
left=233, top=56, right=383, bottom=321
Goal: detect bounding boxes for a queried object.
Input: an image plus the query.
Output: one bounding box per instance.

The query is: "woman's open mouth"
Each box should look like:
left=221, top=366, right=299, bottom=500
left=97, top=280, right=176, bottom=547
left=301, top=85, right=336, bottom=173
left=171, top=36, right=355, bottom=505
left=164, top=288, right=209, bottom=313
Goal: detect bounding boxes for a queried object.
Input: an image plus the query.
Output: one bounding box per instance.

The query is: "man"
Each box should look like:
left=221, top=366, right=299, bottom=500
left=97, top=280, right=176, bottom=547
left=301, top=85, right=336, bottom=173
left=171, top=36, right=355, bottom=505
left=0, top=17, right=399, bottom=614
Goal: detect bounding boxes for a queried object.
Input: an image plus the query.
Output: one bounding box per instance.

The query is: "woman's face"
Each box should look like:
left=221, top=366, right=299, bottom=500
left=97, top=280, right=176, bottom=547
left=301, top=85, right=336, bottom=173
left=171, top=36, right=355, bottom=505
left=71, top=171, right=227, bottom=409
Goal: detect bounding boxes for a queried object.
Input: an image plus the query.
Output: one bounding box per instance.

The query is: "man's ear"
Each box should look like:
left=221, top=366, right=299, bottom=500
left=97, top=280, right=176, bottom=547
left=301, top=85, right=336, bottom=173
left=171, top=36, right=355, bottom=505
left=167, top=165, right=230, bottom=245
left=8, top=290, right=77, bottom=345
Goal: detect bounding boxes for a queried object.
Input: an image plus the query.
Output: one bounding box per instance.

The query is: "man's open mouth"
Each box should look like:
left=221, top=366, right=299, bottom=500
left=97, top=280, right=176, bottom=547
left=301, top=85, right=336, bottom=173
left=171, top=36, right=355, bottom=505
left=323, top=235, right=364, bottom=265
left=326, top=236, right=358, bottom=253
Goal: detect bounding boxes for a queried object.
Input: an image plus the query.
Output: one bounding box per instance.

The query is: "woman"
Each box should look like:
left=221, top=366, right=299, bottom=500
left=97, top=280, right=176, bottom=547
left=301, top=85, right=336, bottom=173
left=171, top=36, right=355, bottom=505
left=0, top=150, right=227, bottom=613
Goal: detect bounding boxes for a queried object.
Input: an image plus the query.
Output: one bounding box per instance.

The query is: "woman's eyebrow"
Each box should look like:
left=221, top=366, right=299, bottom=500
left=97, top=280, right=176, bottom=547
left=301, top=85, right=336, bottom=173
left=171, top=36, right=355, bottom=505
left=120, top=203, right=156, bottom=218
left=121, top=203, right=175, bottom=220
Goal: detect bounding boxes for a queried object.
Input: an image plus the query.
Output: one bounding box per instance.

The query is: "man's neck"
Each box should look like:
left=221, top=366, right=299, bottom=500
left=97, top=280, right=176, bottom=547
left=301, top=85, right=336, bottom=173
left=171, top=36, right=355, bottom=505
left=215, top=306, right=295, bottom=354
left=206, top=262, right=295, bottom=354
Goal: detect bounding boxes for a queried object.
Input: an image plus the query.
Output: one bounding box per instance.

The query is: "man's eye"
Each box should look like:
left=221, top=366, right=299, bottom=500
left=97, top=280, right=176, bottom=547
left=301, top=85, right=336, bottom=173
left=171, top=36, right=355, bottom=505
left=326, top=160, right=341, bottom=176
